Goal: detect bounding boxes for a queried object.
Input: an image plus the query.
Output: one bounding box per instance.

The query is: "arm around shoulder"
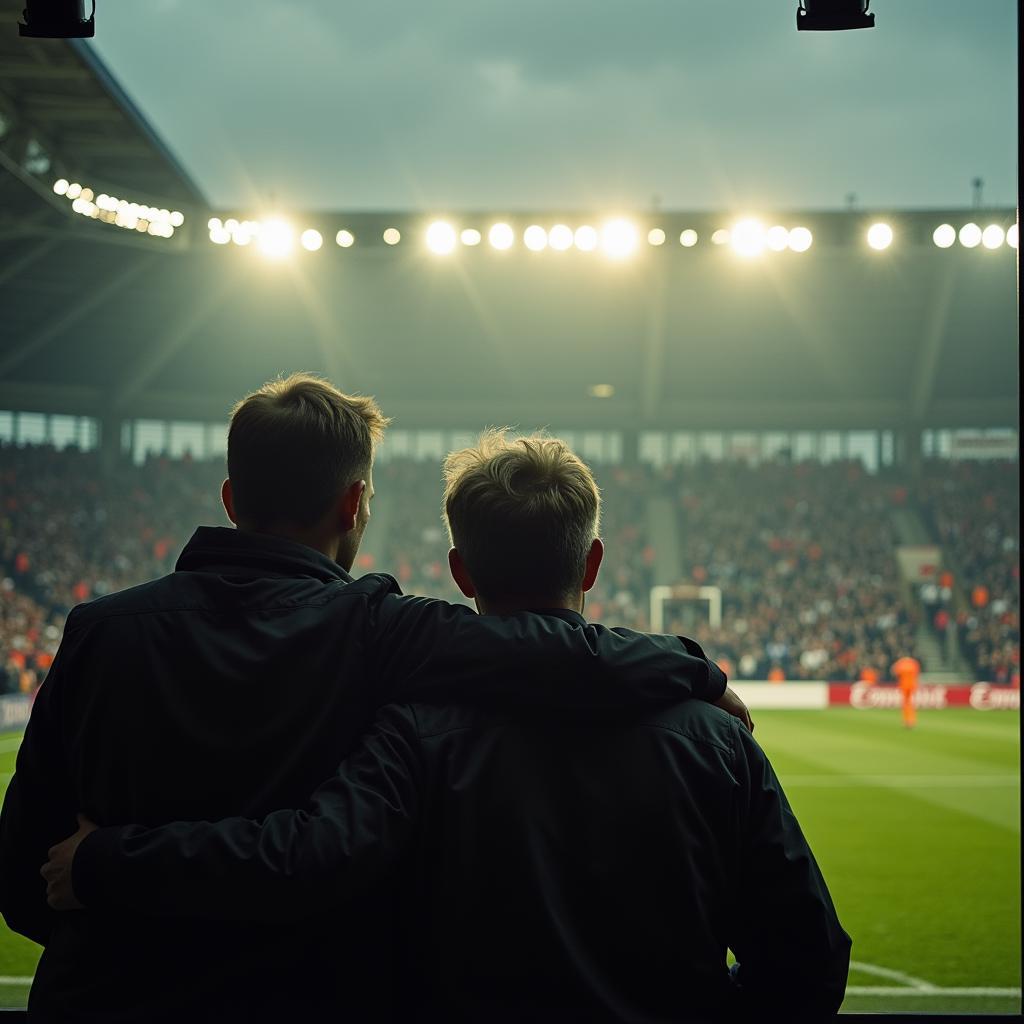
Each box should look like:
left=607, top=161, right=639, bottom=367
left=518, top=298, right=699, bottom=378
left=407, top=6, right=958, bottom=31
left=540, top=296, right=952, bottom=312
left=71, top=705, right=424, bottom=924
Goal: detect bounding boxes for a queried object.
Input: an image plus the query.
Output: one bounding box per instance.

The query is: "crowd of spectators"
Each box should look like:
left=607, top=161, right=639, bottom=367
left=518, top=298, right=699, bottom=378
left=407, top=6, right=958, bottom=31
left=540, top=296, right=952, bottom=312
left=915, top=460, right=1019, bottom=684
left=1, top=443, right=1018, bottom=693
left=663, top=460, right=920, bottom=681
left=0, top=444, right=224, bottom=695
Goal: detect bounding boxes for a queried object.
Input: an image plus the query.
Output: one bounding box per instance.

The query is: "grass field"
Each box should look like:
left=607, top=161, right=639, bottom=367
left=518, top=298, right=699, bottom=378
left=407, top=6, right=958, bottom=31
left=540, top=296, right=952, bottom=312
left=1, top=709, right=1020, bottom=1013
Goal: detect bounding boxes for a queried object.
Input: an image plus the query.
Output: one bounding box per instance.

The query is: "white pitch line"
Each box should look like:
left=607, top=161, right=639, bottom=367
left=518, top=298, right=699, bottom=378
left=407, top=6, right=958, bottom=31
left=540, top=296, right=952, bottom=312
left=849, top=959, right=934, bottom=989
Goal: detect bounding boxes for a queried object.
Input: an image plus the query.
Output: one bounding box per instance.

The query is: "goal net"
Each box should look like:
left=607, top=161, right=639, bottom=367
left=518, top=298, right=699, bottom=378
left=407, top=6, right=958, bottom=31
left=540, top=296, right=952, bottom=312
left=649, top=584, right=722, bottom=634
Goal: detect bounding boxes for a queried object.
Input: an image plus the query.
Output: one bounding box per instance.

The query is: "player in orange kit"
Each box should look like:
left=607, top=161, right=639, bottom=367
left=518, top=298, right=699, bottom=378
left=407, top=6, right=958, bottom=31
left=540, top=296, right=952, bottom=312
left=891, top=656, right=921, bottom=729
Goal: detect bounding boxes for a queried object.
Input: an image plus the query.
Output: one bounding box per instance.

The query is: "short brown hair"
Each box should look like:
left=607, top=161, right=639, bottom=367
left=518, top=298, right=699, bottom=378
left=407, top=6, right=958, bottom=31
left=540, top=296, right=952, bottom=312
left=443, top=430, right=601, bottom=602
left=227, top=373, right=389, bottom=529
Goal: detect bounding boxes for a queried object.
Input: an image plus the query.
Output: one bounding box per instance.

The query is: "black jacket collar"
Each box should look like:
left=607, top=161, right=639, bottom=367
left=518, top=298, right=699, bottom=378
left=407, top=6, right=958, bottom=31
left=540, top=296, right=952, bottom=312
left=176, top=526, right=354, bottom=584
left=525, top=608, right=586, bottom=628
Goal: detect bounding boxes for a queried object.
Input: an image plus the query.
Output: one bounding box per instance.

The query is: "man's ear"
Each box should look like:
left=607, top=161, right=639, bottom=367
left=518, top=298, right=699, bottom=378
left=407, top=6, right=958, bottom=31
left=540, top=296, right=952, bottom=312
left=338, top=480, right=367, bottom=533
left=581, top=537, right=604, bottom=593
left=221, top=479, right=237, bottom=525
left=448, top=548, right=477, bottom=599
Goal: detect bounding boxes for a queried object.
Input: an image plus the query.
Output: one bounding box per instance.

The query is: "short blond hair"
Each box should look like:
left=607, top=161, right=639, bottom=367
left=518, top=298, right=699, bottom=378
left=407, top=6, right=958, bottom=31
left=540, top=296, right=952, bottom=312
left=228, top=373, right=389, bottom=529
left=443, top=430, right=601, bottom=602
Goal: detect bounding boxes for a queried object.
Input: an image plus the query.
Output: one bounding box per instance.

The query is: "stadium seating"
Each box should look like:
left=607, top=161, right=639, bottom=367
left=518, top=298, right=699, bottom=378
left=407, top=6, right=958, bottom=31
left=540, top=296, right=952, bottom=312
left=1, top=443, right=1019, bottom=689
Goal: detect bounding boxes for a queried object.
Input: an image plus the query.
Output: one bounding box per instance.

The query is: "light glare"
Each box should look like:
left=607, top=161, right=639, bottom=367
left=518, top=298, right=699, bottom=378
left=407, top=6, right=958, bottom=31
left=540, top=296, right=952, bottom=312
left=981, top=224, right=1005, bottom=249
left=523, top=225, right=548, bottom=252
left=679, top=229, right=698, bottom=248
left=460, top=228, right=481, bottom=246
left=648, top=228, right=666, bottom=246
left=488, top=222, right=514, bottom=250
left=336, top=230, right=355, bottom=248
left=601, top=219, right=638, bottom=259
left=932, top=224, right=956, bottom=248
left=730, top=219, right=766, bottom=257
left=711, top=228, right=730, bottom=246
left=258, top=219, right=294, bottom=259
left=52, top=178, right=69, bottom=195
left=867, top=222, right=893, bottom=251
left=574, top=225, right=598, bottom=251
left=1007, top=224, right=1018, bottom=249
left=787, top=227, right=813, bottom=252
left=549, top=224, right=573, bottom=250
left=300, top=229, right=323, bottom=252
left=383, top=227, right=401, bottom=245
left=426, top=221, right=457, bottom=254
left=958, top=223, right=982, bottom=248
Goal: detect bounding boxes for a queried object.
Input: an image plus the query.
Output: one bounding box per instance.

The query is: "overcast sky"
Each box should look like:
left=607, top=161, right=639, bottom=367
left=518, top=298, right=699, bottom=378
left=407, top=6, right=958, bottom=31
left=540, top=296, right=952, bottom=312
left=90, top=0, right=1018, bottom=211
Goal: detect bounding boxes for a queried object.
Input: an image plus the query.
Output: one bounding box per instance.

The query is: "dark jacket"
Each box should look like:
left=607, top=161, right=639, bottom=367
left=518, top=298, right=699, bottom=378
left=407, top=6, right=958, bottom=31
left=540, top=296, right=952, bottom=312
left=73, top=611, right=850, bottom=1024
left=0, top=528, right=726, bottom=1023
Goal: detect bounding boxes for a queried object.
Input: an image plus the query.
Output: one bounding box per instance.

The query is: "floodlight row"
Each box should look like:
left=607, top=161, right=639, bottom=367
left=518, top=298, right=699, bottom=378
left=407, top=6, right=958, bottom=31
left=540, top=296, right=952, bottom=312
left=52, top=179, right=182, bottom=238
left=204, top=218, right=821, bottom=259
left=931, top=222, right=1018, bottom=250
left=203, top=214, right=1019, bottom=260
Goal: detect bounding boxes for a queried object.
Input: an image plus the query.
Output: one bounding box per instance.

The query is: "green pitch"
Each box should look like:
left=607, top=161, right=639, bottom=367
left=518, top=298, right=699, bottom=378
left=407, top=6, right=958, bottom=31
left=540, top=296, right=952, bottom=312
left=1, top=709, right=1020, bottom=1012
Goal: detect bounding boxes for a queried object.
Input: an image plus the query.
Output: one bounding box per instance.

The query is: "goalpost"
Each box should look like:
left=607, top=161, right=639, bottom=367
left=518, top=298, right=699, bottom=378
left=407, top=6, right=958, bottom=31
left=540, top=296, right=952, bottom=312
left=649, top=584, right=722, bottom=634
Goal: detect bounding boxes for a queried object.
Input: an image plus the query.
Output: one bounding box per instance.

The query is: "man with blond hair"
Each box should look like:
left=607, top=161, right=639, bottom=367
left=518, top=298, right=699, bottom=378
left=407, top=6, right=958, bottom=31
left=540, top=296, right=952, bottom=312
left=44, top=431, right=848, bottom=1023
left=2, top=379, right=744, bottom=1023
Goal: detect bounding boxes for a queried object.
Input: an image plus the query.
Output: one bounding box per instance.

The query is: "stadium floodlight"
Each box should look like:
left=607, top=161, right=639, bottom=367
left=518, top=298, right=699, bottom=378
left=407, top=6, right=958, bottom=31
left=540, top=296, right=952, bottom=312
left=787, top=226, right=813, bottom=252
left=426, top=221, right=457, bottom=254
left=981, top=225, right=1005, bottom=249
left=549, top=224, right=573, bottom=251
left=932, top=224, right=956, bottom=248
left=488, top=223, right=515, bottom=250
left=52, top=178, right=70, bottom=196
left=257, top=219, right=294, bottom=259
left=866, top=222, right=893, bottom=250
left=523, top=225, right=548, bottom=252
left=796, top=0, right=874, bottom=31
left=679, top=229, right=698, bottom=247
left=209, top=226, right=231, bottom=245
left=601, top=219, right=638, bottom=259
left=648, top=228, right=666, bottom=246
left=19, top=0, right=95, bottom=37
left=589, top=384, right=615, bottom=398
left=460, top=228, right=482, bottom=247
left=383, top=227, right=401, bottom=245
left=66, top=183, right=82, bottom=199
left=766, top=225, right=790, bottom=251
left=574, top=225, right=598, bottom=252
left=300, top=229, right=323, bottom=252
left=336, top=230, right=355, bottom=248
left=730, top=219, right=767, bottom=257
left=1007, top=224, right=1019, bottom=249
left=958, top=223, right=982, bottom=248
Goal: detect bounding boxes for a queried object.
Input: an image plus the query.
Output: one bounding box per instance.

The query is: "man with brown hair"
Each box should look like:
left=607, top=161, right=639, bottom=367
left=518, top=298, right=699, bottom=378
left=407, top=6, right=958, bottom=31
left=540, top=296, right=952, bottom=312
left=43, top=431, right=848, bottom=1023
left=2, top=383, right=742, bottom=1023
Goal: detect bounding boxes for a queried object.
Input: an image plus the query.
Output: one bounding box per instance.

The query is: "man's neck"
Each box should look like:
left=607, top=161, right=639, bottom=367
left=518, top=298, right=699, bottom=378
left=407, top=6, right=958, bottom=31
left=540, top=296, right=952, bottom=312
left=476, top=594, right=584, bottom=617
left=236, top=524, right=339, bottom=564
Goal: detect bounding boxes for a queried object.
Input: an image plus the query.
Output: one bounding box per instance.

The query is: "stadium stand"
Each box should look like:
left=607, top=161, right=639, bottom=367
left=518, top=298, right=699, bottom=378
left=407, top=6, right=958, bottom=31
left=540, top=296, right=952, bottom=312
left=3, top=442, right=1018, bottom=690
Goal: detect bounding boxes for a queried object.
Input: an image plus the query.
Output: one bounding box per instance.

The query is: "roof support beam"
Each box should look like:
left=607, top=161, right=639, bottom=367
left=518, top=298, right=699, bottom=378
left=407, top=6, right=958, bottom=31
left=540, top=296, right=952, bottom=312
left=0, top=255, right=156, bottom=378
left=111, top=269, right=242, bottom=412
left=910, top=260, right=957, bottom=421
left=639, top=261, right=667, bottom=422
left=0, top=238, right=55, bottom=287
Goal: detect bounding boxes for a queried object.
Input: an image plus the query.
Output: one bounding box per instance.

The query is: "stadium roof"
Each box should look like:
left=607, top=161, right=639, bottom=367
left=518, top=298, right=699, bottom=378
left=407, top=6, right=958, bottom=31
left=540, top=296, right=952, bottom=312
left=0, top=12, right=1017, bottom=434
